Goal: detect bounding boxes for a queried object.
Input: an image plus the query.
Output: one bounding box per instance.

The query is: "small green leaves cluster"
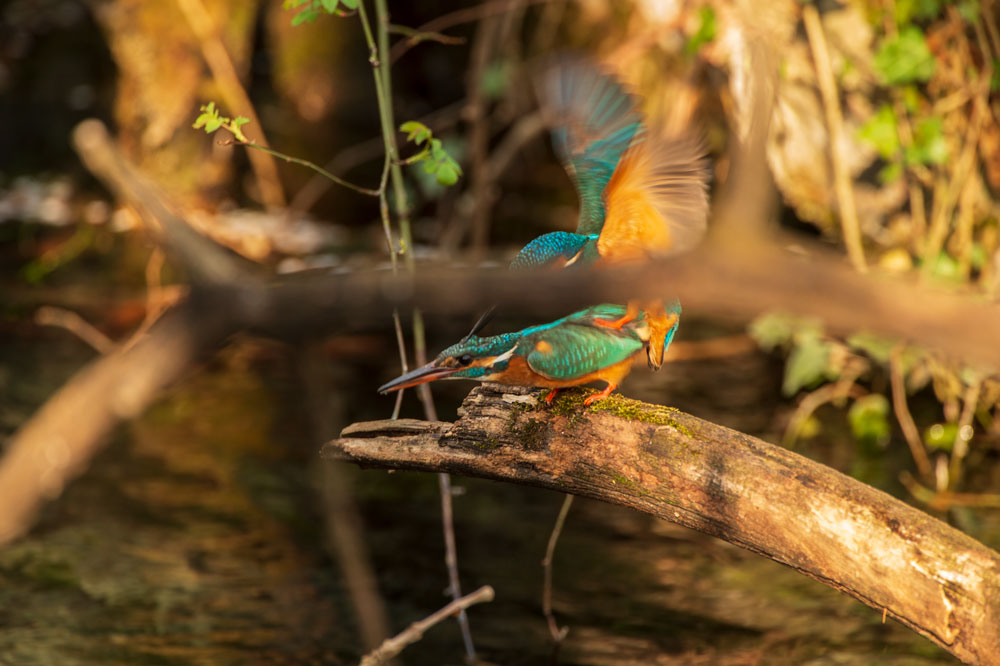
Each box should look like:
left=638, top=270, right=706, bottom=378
left=685, top=6, right=717, bottom=56
left=848, top=394, right=890, bottom=447
left=400, top=121, right=463, bottom=186
left=855, top=6, right=955, bottom=184
left=283, top=0, right=358, bottom=26
left=192, top=102, right=250, bottom=142
left=750, top=313, right=837, bottom=396
left=873, top=26, right=935, bottom=85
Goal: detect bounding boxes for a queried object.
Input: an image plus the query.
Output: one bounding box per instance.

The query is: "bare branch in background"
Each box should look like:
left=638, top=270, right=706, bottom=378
left=358, top=585, right=495, bottom=666
left=327, top=384, right=1000, bottom=665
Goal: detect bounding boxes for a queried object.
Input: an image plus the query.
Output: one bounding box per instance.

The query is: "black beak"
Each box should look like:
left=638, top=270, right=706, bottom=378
left=378, top=362, right=460, bottom=394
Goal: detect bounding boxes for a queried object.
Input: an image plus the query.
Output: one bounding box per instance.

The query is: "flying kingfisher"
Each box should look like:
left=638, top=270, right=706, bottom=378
left=510, top=56, right=709, bottom=370
left=378, top=303, right=680, bottom=406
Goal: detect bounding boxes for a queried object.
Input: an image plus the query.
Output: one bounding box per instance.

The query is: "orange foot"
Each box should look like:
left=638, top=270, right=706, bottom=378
left=594, top=302, right=640, bottom=330
left=545, top=388, right=561, bottom=404
left=583, top=384, right=617, bottom=406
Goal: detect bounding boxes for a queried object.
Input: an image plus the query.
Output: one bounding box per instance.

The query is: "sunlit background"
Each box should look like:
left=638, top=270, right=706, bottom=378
left=2, top=0, right=998, bottom=663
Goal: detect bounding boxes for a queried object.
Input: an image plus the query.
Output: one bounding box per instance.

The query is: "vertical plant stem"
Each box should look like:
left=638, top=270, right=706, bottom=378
left=889, top=345, right=933, bottom=482
left=802, top=4, right=867, bottom=273
left=359, top=2, right=477, bottom=660
left=542, top=493, right=573, bottom=644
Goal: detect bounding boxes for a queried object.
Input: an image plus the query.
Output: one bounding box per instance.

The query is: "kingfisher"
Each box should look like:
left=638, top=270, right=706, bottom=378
left=510, top=56, right=709, bottom=370
left=378, top=302, right=680, bottom=406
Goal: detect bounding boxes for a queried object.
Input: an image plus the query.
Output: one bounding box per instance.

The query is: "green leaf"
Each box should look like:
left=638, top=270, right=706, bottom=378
left=846, top=332, right=895, bottom=364
left=205, top=116, right=223, bottom=133
left=783, top=333, right=834, bottom=396
left=319, top=0, right=338, bottom=12
left=924, top=422, right=957, bottom=451
left=857, top=104, right=900, bottom=159
left=905, top=116, right=948, bottom=165
left=928, top=251, right=961, bottom=282
left=340, top=0, right=358, bottom=8
left=232, top=117, right=250, bottom=129
left=400, top=121, right=432, bottom=145
left=849, top=394, right=891, bottom=444
left=291, top=7, right=321, bottom=26
left=685, top=6, right=717, bottom=55
left=873, top=27, right=936, bottom=85
left=878, top=161, right=903, bottom=184
left=748, top=312, right=822, bottom=351
left=435, top=163, right=459, bottom=186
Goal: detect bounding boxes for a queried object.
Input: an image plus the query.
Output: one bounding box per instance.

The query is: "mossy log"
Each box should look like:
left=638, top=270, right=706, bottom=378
left=326, top=384, right=1000, bottom=665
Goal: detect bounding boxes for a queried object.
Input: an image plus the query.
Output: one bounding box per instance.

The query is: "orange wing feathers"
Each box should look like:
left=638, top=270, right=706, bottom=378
left=597, top=134, right=709, bottom=262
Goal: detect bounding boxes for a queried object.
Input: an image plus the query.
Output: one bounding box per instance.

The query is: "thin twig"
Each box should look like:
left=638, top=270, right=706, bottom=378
left=900, top=471, right=1000, bottom=510
left=802, top=4, right=867, bottom=273
left=541, top=493, right=573, bottom=644
left=220, top=138, right=380, bottom=197
left=949, top=378, right=981, bottom=490
left=889, top=345, right=933, bottom=482
left=389, top=0, right=549, bottom=64
left=388, top=23, right=466, bottom=47
left=34, top=306, right=114, bottom=354
left=783, top=381, right=866, bottom=448
left=359, top=586, right=495, bottom=666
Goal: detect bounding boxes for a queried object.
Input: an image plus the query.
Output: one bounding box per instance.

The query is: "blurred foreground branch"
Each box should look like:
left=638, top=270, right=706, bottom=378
left=327, top=384, right=1000, bottom=665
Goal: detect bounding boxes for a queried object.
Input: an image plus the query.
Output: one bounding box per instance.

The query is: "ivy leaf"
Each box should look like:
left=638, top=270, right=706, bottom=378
left=783, top=333, right=834, bottom=396
left=846, top=332, right=894, bottom=364
left=848, top=395, right=891, bottom=445
left=873, top=27, right=936, bottom=85
left=905, top=116, right=948, bottom=165
left=878, top=161, right=903, bottom=184
left=857, top=104, right=899, bottom=159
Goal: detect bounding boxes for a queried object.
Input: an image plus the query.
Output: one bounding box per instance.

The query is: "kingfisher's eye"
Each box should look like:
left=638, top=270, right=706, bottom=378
left=458, top=354, right=473, bottom=366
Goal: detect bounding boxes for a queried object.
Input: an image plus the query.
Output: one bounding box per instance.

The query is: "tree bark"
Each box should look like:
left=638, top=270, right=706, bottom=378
left=325, top=384, right=1000, bottom=665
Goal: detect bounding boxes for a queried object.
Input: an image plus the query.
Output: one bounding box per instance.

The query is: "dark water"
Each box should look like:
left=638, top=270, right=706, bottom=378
left=0, top=307, right=963, bottom=665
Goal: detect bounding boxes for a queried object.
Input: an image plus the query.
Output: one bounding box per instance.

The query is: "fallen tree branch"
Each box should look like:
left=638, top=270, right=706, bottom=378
left=326, top=384, right=1000, bottom=665
left=0, top=295, right=235, bottom=545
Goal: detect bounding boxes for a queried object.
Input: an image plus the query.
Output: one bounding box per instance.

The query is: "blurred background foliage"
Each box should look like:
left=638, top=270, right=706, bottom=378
left=2, top=0, right=1000, bottom=662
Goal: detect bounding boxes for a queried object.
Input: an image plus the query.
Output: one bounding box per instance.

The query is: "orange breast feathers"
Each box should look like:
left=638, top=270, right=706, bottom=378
left=493, top=352, right=641, bottom=389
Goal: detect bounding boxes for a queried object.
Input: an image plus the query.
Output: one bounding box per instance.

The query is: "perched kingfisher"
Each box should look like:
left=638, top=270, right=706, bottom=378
left=378, top=303, right=680, bottom=406
left=510, top=56, right=709, bottom=370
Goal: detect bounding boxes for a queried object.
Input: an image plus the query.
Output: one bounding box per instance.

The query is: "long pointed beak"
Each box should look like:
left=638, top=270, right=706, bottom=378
left=378, top=362, right=460, bottom=394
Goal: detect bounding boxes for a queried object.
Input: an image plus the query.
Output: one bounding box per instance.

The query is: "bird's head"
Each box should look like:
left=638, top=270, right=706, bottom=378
left=377, top=310, right=517, bottom=394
